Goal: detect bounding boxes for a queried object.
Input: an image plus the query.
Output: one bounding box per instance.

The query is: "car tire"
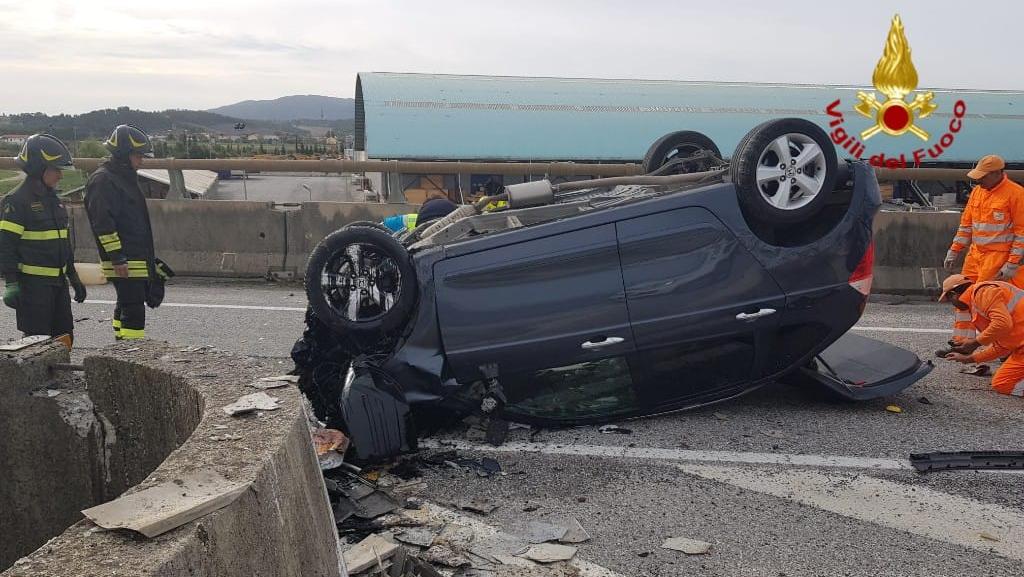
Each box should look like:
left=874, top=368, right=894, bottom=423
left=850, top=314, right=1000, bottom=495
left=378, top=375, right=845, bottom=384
left=642, top=130, right=722, bottom=175
left=305, top=225, right=417, bottom=336
left=731, top=118, right=838, bottom=225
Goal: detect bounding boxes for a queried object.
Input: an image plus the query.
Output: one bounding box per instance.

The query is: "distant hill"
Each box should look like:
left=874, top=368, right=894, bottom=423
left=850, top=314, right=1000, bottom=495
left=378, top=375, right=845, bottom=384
left=209, top=95, right=355, bottom=122
left=0, top=107, right=297, bottom=141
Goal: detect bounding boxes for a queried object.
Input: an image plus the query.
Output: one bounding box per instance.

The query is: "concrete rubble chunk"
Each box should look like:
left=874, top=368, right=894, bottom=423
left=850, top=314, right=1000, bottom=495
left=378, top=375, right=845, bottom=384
left=222, top=391, right=281, bottom=416
left=524, top=521, right=568, bottom=544
left=437, top=523, right=475, bottom=551
left=394, top=527, right=437, bottom=548
left=80, top=470, right=248, bottom=538
left=343, top=533, right=400, bottom=574
left=421, top=544, right=471, bottom=568
left=662, top=536, right=713, bottom=555
left=458, top=498, right=499, bottom=515
left=557, top=518, right=591, bottom=544
left=515, top=543, right=578, bottom=564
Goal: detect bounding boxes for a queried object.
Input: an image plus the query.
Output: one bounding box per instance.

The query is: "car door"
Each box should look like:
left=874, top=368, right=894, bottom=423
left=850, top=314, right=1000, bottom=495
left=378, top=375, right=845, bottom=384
left=435, top=223, right=634, bottom=384
left=616, top=207, right=786, bottom=411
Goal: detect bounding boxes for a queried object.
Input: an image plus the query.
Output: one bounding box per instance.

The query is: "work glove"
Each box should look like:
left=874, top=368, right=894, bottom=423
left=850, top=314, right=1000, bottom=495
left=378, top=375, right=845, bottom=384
left=71, top=280, right=87, bottom=303
left=2, top=281, right=19, bottom=310
left=943, top=250, right=959, bottom=272
left=998, top=262, right=1019, bottom=281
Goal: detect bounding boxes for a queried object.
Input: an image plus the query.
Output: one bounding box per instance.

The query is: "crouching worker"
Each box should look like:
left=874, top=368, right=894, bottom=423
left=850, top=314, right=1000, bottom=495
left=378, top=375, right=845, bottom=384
left=0, top=134, right=87, bottom=347
left=940, top=273, right=1024, bottom=397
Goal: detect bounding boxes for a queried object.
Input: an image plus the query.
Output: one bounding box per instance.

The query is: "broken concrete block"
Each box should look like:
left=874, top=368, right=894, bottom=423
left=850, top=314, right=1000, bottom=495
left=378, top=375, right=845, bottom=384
left=516, top=543, right=578, bottom=563
left=557, top=518, right=591, bottom=544
left=662, top=536, right=712, bottom=555
left=395, top=527, right=437, bottom=548
left=524, top=521, right=568, bottom=544
left=422, top=544, right=471, bottom=568
left=222, top=392, right=280, bottom=416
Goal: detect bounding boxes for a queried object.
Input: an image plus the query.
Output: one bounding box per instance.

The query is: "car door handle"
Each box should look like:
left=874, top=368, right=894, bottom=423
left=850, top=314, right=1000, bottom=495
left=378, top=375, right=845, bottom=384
left=581, top=337, right=625, bottom=350
left=736, top=308, right=777, bottom=321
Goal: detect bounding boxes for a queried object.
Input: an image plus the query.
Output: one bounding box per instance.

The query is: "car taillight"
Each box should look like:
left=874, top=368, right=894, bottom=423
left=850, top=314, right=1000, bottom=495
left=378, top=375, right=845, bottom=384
left=849, top=242, right=874, bottom=296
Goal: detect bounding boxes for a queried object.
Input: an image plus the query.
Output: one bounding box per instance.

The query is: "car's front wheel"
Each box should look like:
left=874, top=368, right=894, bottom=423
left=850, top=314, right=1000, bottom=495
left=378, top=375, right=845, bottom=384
left=642, top=130, right=721, bottom=175
left=731, top=118, right=838, bottom=226
left=304, top=225, right=417, bottom=337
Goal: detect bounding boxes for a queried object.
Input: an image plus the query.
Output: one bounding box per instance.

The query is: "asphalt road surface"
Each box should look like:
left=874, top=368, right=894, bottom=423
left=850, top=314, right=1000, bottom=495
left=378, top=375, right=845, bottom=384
left=2, top=281, right=1021, bottom=576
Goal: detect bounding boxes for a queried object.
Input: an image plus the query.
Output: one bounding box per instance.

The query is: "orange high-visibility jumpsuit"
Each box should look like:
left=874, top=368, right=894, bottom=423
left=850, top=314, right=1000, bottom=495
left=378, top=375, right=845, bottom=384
left=948, top=175, right=1024, bottom=343
left=960, top=281, right=1024, bottom=397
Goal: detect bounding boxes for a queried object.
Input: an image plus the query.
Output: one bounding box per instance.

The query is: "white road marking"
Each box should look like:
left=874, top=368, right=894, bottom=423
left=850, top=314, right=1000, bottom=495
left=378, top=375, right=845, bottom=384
left=80, top=299, right=954, bottom=336
left=419, top=440, right=914, bottom=471
left=853, top=326, right=948, bottom=334
left=677, top=464, right=1024, bottom=561
left=83, top=299, right=305, bottom=312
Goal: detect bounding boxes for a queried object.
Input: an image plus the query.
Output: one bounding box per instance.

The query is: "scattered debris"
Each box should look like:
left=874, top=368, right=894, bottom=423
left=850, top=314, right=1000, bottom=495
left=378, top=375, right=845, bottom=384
left=258, top=374, right=301, bottom=383
left=960, top=364, right=991, bottom=376
left=917, top=396, right=933, bottom=405
left=422, top=545, right=471, bottom=568
left=557, top=518, right=592, bottom=544
left=30, top=388, right=62, bottom=398
left=81, top=470, right=248, bottom=538
left=313, top=428, right=350, bottom=455
left=713, top=412, right=729, bottom=421
left=522, top=504, right=539, bottom=512
left=486, top=417, right=510, bottom=446
left=222, top=392, right=281, bottom=416
left=332, top=499, right=356, bottom=524
left=355, top=491, right=401, bottom=519
left=457, top=498, right=499, bottom=515
left=342, top=534, right=400, bottom=574
left=598, top=424, right=633, bottom=434
left=909, top=451, right=1024, bottom=472
left=74, top=317, right=90, bottom=323
left=403, top=497, right=424, bottom=510
left=208, top=434, right=243, bottom=441
left=524, top=521, right=568, bottom=544
left=448, top=457, right=502, bottom=478
left=885, top=405, right=903, bottom=414
left=980, top=531, right=1001, bottom=542
left=124, top=347, right=141, bottom=353
left=515, top=543, right=578, bottom=563
left=0, top=335, right=51, bottom=351
left=213, top=424, right=229, bottom=430
left=395, top=527, right=437, bottom=548
left=662, top=537, right=712, bottom=555
left=319, top=451, right=347, bottom=471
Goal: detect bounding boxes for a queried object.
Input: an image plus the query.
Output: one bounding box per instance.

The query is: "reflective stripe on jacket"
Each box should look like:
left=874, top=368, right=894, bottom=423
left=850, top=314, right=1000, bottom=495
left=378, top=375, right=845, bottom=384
left=961, top=280, right=1024, bottom=362
left=950, top=176, right=1024, bottom=262
left=0, top=177, right=73, bottom=284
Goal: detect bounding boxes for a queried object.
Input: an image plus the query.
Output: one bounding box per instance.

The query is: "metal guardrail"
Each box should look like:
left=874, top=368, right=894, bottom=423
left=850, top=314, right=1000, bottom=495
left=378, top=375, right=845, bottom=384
left=0, top=157, right=1014, bottom=182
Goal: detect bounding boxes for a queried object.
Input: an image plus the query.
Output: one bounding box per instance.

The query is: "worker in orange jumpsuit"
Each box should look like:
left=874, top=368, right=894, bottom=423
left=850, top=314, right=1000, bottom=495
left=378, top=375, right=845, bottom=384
left=943, top=155, right=1024, bottom=347
left=940, top=274, right=1024, bottom=397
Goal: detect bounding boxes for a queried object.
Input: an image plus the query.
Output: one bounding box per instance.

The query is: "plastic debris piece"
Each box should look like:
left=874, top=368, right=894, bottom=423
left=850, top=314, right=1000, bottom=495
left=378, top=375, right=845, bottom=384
left=662, top=537, right=712, bottom=555
left=515, top=543, right=578, bottom=563
left=354, top=491, right=399, bottom=519
left=917, top=396, right=932, bottom=405
left=598, top=424, right=633, bottom=434
left=222, top=392, right=280, bottom=416
left=885, top=405, right=903, bottom=414
left=960, top=364, right=991, bottom=376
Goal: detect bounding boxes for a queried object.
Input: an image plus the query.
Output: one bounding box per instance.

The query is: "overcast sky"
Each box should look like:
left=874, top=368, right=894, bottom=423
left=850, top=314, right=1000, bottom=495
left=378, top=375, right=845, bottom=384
left=2, top=0, right=1020, bottom=114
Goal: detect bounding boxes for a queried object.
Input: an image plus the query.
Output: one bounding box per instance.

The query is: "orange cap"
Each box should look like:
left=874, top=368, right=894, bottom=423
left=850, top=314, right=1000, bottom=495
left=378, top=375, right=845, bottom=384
left=938, top=273, right=972, bottom=302
left=967, top=155, right=1006, bottom=180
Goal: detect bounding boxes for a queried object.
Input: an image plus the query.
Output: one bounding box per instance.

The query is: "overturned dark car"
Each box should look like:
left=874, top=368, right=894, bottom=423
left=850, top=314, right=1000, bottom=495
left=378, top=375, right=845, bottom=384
left=292, top=118, right=933, bottom=462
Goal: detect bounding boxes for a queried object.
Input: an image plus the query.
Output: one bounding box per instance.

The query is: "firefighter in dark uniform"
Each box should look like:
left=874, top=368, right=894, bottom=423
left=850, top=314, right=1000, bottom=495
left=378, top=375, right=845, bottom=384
left=84, top=124, right=157, bottom=340
left=0, top=134, right=87, bottom=344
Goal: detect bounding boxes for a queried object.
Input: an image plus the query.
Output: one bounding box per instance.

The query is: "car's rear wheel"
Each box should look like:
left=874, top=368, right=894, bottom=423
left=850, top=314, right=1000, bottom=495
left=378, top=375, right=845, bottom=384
left=305, top=225, right=417, bottom=336
left=731, top=118, right=838, bottom=225
left=642, top=130, right=721, bottom=175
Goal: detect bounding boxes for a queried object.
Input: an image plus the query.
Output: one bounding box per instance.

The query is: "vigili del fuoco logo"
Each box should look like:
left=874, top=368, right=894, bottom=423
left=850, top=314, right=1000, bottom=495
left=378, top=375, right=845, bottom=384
left=825, top=14, right=967, bottom=168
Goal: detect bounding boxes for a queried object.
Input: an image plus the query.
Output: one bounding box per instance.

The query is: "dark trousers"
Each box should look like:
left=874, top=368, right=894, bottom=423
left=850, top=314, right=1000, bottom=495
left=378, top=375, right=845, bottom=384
left=111, top=279, right=147, bottom=340
left=16, top=276, right=73, bottom=338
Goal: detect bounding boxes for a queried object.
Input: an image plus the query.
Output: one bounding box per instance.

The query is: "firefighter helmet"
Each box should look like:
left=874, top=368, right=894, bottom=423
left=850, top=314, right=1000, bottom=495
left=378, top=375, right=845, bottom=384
left=13, top=134, right=74, bottom=177
left=104, top=124, right=154, bottom=158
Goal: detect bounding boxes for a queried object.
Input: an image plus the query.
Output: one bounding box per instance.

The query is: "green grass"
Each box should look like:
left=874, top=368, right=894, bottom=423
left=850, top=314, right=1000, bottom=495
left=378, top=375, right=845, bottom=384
left=0, top=170, right=89, bottom=196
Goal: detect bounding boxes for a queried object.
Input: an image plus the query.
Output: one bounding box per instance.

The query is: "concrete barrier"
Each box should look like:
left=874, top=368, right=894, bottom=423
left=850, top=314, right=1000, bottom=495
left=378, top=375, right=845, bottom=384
left=0, top=340, right=340, bottom=576
left=873, top=210, right=962, bottom=294
left=70, top=200, right=417, bottom=279
left=283, top=202, right=417, bottom=276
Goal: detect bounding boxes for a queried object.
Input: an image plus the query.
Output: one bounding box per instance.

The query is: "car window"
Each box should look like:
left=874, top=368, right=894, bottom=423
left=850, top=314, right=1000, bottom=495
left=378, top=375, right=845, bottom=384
left=503, top=357, right=639, bottom=420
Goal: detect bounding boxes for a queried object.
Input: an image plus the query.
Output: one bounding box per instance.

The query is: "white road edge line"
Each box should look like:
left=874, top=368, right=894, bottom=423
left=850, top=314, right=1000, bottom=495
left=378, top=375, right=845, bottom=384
left=83, top=299, right=306, bottom=312
left=677, top=464, right=1024, bottom=561
left=419, top=440, right=914, bottom=471
left=81, top=300, right=954, bottom=336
